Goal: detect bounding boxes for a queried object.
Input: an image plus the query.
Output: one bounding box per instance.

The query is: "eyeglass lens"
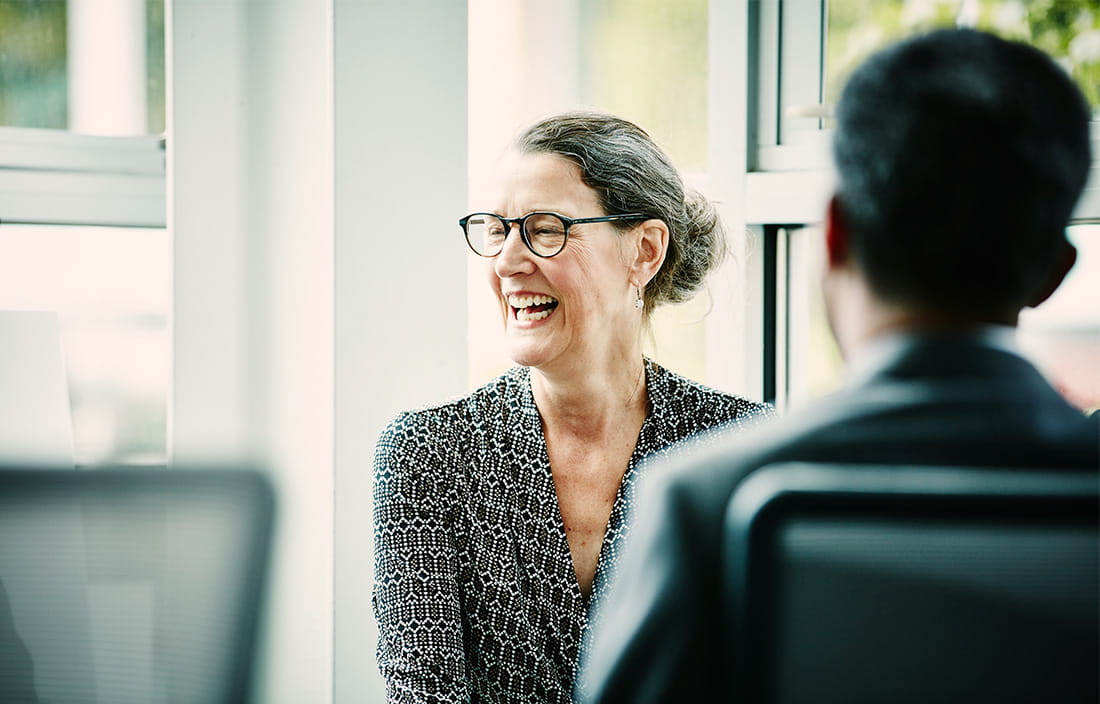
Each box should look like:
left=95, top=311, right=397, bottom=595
left=465, top=214, right=567, bottom=257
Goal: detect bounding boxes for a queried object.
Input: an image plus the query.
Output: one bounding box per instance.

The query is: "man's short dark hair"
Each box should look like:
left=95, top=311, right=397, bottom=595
left=832, top=28, right=1092, bottom=314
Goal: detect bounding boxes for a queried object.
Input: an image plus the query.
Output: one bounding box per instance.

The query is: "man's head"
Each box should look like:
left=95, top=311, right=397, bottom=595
left=825, top=28, right=1091, bottom=349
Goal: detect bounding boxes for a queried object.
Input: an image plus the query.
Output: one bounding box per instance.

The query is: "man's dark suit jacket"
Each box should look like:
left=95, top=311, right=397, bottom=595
left=578, top=333, right=1100, bottom=704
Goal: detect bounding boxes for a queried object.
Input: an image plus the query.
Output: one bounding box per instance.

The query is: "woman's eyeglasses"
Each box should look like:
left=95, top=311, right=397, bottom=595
left=459, top=211, right=646, bottom=258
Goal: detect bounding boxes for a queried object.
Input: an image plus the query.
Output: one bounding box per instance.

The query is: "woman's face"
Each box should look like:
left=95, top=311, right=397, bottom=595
left=486, top=151, right=638, bottom=373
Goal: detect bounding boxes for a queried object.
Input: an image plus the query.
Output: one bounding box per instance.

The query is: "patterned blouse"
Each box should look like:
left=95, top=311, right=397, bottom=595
left=372, top=360, right=770, bottom=703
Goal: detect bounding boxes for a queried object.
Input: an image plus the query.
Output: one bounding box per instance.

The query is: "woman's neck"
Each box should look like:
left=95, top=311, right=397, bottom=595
left=530, top=352, right=648, bottom=439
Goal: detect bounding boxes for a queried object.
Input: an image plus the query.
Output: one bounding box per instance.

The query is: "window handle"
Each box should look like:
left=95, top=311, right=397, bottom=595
left=785, top=104, right=834, bottom=119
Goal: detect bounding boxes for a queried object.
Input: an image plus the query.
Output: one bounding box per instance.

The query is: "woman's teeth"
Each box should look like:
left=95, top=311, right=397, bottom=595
left=509, top=294, right=556, bottom=308
left=518, top=308, right=552, bottom=321
left=508, top=294, right=559, bottom=322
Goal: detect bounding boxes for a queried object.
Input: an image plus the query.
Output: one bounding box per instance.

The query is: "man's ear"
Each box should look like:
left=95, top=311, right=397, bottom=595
left=630, top=219, right=669, bottom=287
left=1026, top=238, right=1077, bottom=309
left=824, top=196, right=850, bottom=269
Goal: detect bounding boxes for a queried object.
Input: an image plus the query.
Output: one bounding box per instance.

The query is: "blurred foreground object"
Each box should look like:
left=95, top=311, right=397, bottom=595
left=0, top=311, right=74, bottom=467
left=727, top=462, right=1100, bottom=703
left=0, top=466, right=274, bottom=703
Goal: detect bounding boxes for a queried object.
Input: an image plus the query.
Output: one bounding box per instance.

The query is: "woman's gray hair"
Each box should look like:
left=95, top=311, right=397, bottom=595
left=515, top=110, right=726, bottom=314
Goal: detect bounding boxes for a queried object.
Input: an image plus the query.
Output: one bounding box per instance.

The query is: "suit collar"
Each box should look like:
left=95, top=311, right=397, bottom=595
left=845, top=328, right=1026, bottom=388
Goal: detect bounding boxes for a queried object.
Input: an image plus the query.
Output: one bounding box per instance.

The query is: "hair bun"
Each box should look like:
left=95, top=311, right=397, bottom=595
left=517, top=110, right=729, bottom=314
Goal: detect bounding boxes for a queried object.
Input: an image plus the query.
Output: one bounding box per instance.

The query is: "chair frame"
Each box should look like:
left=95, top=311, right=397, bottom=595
left=724, top=462, right=1099, bottom=703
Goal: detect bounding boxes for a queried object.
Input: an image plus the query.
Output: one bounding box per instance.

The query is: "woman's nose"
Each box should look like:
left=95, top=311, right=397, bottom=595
left=493, top=225, right=535, bottom=277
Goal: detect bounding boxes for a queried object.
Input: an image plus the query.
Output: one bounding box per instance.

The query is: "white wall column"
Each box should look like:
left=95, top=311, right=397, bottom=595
left=169, top=0, right=334, bottom=701
left=333, top=1, right=469, bottom=701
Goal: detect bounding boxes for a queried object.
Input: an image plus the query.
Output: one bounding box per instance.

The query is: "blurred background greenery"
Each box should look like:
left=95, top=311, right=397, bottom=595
left=580, top=0, right=710, bottom=171
left=3, top=0, right=1093, bottom=135
left=0, top=0, right=164, bottom=133
left=827, top=0, right=1100, bottom=109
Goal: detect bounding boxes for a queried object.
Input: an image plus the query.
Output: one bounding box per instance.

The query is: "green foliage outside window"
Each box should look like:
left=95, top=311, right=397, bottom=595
left=579, top=0, right=709, bottom=171
left=827, top=0, right=1100, bottom=110
left=0, top=0, right=164, bottom=133
left=0, top=0, right=67, bottom=129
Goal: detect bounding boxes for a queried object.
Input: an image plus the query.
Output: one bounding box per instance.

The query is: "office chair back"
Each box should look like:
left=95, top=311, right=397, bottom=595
left=0, top=466, right=275, bottom=704
left=725, top=462, right=1099, bottom=704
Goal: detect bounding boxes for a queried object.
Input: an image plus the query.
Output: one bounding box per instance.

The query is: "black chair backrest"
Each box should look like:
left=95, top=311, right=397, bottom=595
left=0, top=466, right=275, bottom=704
left=725, top=462, right=1099, bottom=704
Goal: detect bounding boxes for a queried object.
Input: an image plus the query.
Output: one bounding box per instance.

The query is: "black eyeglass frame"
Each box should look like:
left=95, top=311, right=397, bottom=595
left=459, top=211, right=648, bottom=258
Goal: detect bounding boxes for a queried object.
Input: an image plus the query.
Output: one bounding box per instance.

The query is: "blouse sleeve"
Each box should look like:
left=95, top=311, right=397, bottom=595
left=373, top=411, right=469, bottom=704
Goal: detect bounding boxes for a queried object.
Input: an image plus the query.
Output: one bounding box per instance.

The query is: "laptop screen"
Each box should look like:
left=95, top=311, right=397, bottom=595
left=0, top=311, right=74, bottom=467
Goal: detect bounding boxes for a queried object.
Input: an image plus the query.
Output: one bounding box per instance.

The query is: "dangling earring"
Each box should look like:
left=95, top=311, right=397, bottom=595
left=635, top=286, right=645, bottom=310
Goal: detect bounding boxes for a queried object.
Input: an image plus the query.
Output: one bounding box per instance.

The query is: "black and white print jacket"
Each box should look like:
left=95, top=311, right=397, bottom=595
left=372, top=360, right=771, bottom=704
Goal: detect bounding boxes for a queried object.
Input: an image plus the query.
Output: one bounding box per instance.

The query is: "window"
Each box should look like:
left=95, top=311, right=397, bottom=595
left=825, top=0, right=1100, bottom=114
left=0, top=0, right=167, bottom=466
left=0, top=0, right=166, bottom=135
left=1019, top=224, right=1100, bottom=414
left=0, top=224, right=169, bottom=464
left=748, top=0, right=1100, bottom=413
left=756, top=0, right=1100, bottom=170
left=766, top=224, right=841, bottom=411
left=772, top=224, right=1100, bottom=415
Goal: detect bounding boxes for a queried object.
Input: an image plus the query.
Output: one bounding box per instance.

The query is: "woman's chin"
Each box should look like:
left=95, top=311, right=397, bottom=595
left=504, top=337, right=560, bottom=369
left=506, top=348, right=547, bottom=369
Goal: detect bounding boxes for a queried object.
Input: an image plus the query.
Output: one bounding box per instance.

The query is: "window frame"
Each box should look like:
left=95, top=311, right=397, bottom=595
left=743, top=0, right=1100, bottom=224
left=0, top=127, right=166, bottom=227
left=0, top=124, right=168, bottom=465
left=726, top=0, right=1100, bottom=409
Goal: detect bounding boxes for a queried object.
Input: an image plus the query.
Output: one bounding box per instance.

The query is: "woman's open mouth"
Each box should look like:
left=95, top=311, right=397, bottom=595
left=508, top=294, right=559, bottom=322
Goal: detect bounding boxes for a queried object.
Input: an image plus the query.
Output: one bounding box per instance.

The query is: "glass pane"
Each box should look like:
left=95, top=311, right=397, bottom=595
left=826, top=0, right=1100, bottom=114
left=787, top=223, right=1100, bottom=415
left=786, top=225, right=843, bottom=409
left=579, top=0, right=709, bottom=171
left=0, top=0, right=67, bottom=129
left=1019, top=224, right=1100, bottom=414
left=0, top=224, right=169, bottom=464
left=0, top=0, right=165, bottom=134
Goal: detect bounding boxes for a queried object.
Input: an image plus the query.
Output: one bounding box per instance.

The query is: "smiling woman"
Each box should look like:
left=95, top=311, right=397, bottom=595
left=371, top=111, right=772, bottom=704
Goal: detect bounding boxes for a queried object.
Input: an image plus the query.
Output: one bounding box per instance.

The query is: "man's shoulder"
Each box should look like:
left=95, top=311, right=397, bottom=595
left=642, top=393, right=856, bottom=520
left=650, top=368, right=1099, bottom=512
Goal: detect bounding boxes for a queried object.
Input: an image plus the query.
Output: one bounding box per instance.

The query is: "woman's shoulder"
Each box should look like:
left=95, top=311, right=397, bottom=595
left=374, top=368, right=530, bottom=500
left=648, top=360, right=774, bottom=428
left=377, top=367, right=529, bottom=455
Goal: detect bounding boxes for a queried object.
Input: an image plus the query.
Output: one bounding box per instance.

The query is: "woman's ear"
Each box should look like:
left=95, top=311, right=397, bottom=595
left=630, top=219, right=669, bottom=286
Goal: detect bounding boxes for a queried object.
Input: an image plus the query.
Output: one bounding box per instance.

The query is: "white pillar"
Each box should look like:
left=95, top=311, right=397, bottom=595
left=333, top=1, right=469, bottom=701
left=169, top=0, right=334, bottom=700
left=172, top=0, right=469, bottom=701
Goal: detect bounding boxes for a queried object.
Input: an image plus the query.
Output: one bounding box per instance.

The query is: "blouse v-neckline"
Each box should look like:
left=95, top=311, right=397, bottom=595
left=513, top=360, right=667, bottom=612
